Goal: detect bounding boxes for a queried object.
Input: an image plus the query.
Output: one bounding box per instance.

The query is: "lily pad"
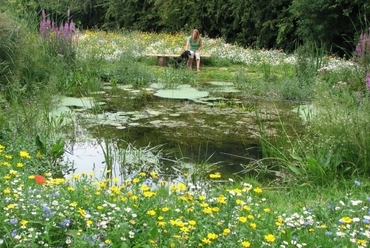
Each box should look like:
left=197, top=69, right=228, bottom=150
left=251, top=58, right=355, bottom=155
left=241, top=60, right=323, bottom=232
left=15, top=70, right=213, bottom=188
left=60, top=96, right=95, bottom=109
left=154, top=87, right=209, bottom=100
left=149, top=82, right=166, bottom=89
left=50, top=106, right=72, bottom=116
left=209, top=81, right=234, bottom=86
left=213, top=87, right=240, bottom=93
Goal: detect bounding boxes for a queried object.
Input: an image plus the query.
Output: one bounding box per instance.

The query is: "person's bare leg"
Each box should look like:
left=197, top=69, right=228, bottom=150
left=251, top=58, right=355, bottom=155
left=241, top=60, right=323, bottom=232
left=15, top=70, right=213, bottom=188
left=196, top=59, right=200, bottom=71
left=188, top=58, right=193, bottom=69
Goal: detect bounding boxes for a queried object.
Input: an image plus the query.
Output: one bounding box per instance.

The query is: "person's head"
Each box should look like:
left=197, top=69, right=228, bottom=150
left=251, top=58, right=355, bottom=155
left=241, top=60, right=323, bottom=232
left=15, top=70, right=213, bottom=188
left=192, top=29, right=200, bottom=40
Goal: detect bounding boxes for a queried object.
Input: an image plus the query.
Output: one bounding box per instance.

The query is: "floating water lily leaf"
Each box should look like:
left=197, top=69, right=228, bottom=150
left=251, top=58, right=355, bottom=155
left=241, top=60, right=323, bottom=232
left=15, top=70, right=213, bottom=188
left=103, top=84, right=133, bottom=91
left=149, top=82, right=166, bottom=89
left=116, top=126, right=126, bottom=130
left=50, top=106, right=72, bottom=116
left=208, top=81, right=234, bottom=86
left=60, top=97, right=95, bottom=109
left=147, top=110, right=162, bottom=116
left=154, top=88, right=209, bottom=100
left=213, top=87, right=240, bottom=93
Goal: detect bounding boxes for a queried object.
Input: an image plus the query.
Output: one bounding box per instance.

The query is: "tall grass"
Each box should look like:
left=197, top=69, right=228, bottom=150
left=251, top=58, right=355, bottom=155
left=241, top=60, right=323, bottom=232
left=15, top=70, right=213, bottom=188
left=248, top=38, right=370, bottom=186
left=253, top=113, right=352, bottom=186
left=0, top=13, right=21, bottom=88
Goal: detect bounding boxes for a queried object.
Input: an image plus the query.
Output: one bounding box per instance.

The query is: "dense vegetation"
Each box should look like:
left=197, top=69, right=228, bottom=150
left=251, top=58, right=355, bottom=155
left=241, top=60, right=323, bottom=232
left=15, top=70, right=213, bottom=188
left=1, top=3, right=370, bottom=247
left=1, top=0, right=369, bottom=54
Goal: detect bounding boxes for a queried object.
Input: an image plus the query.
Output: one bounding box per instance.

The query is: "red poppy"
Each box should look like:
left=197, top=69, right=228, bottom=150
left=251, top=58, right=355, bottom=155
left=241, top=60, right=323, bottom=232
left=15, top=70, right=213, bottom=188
left=35, top=175, right=46, bottom=185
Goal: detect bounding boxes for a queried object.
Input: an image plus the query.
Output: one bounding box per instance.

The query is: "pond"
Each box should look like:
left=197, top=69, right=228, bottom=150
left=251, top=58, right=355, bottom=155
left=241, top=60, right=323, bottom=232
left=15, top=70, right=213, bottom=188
left=60, top=81, right=303, bottom=181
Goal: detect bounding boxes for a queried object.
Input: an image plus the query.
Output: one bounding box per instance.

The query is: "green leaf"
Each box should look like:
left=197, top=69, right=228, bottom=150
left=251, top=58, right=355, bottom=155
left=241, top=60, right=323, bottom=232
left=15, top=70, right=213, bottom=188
left=305, top=156, right=324, bottom=175
left=51, top=138, right=65, bottom=157
left=290, top=153, right=302, bottom=162
left=35, top=135, right=46, bottom=154
left=121, top=242, right=130, bottom=248
left=150, top=226, right=158, bottom=238
left=287, top=164, right=303, bottom=175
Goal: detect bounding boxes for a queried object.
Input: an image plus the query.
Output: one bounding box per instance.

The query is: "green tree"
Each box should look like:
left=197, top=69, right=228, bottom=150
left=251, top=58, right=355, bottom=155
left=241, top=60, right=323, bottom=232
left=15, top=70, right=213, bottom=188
left=101, top=0, right=160, bottom=31
left=290, top=0, right=370, bottom=55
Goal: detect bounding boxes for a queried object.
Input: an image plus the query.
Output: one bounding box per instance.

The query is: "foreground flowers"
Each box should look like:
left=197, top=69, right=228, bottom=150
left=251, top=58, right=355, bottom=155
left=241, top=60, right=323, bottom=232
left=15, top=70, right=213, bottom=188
left=0, top=146, right=370, bottom=247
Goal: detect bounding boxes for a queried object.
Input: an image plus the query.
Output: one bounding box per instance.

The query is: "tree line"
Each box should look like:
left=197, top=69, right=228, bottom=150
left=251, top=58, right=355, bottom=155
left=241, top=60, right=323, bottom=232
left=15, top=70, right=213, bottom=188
left=2, top=0, right=369, bottom=55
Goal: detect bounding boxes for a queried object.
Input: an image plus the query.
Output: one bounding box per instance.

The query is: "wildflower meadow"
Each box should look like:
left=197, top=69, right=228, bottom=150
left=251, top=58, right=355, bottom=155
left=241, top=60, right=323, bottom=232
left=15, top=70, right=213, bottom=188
left=1, top=10, right=370, bottom=247
left=1, top=144, right=370, bottom=247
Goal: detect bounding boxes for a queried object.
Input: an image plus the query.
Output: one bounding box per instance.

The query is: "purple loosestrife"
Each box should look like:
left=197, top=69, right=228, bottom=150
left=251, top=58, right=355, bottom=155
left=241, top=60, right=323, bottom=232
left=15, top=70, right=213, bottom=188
left=355, top=31, right=370, bottom=63
left=39, top=9, right=76, bottom=56
left=366, top=73, right=370, bottom=90
left=355, top=30, right=370, bottom=90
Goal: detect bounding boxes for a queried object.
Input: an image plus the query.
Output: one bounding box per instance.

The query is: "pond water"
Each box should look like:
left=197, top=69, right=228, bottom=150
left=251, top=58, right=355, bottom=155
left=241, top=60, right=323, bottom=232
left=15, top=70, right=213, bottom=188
left=61, top=82, right=302, bottom=181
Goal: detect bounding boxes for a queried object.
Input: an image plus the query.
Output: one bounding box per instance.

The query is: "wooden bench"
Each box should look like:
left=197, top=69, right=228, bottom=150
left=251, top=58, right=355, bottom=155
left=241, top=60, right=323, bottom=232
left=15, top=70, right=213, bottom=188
left=146, top=53, right=211, bottom=66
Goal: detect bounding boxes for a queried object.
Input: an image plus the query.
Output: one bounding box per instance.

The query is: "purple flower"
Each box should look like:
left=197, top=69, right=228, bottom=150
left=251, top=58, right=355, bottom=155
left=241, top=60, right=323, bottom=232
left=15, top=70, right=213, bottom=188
left=11, top=229, right=17, bottom=237
left=9, top=218, right=18, bottom=224
left=59, top=219, right=71, bottom=227
left=366, top=73, right=370, bottom=90
left=42, top=212, right=55, bottom=218
left=355, top=33, right=370, bottom=63
left=43, top=206, right=51, bottom=212
left=354, top=180, right=361, bottom=186
left=39, top=9, right=76, bottom=56
left=362, top=219, right=370, bottom=224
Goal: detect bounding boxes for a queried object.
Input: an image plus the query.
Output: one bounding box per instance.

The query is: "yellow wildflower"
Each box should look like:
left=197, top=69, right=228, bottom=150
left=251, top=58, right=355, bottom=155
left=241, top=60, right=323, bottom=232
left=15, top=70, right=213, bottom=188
left=242, top=241, right=251, bottom=247
left=19, top=151, right=31, bottom=159
left=253, top=187, right=263, bottom=193
left=147, top=210, right=156, bottom=216
left=264, top=234, right=275, bottom=243
left=222, top=228, right=231, bottom=236
left=20, top=220, right=28, bottom=226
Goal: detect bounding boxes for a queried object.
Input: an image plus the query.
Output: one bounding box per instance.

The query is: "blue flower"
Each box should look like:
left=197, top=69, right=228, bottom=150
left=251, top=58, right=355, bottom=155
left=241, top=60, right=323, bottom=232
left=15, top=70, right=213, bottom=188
left=363, top=219, right=370, bottom=224
left=43, top=206, right=51, bottom=212
left=9, top=218, right=18, bottom=224
left=60, top=219, right=71, bottom=227
left=354, top=180, right=361, bottom=186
